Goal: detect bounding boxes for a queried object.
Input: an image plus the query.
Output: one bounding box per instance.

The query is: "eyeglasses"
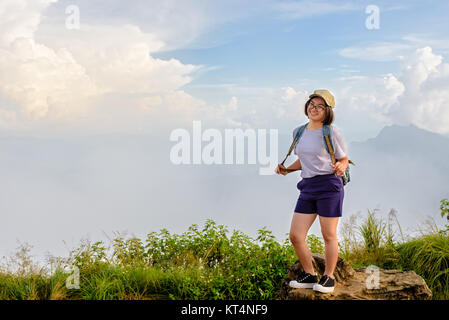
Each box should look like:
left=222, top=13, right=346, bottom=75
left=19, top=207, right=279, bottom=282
left=308, top=101, right=326, bottom=112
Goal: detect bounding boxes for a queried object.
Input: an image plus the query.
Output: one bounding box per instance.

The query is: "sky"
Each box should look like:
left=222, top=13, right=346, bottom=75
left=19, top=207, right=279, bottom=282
left=2, top=0, right=449, bottom=139
left=1, top=0, right=449, bottom=265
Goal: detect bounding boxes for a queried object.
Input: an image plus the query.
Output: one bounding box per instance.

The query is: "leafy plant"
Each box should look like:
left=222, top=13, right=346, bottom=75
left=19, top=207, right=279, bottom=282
left=306, top=234, right=324, bottom=254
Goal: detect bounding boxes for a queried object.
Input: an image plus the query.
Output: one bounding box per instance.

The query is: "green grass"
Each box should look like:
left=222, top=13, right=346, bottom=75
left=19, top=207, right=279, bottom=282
left=1, top=199, right=448, bottom=300
left=395, top=231, right=449, bottom=299
left=0, top=220, right=298, bottom=300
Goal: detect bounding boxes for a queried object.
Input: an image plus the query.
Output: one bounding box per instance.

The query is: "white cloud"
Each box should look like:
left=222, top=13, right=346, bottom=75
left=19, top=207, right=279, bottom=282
left=333, top=73, right=405, bottom=127
left=333, top=47, right=449, bottom=135
left=276, top=47, right=449, bottom=138
left=402, top=34, right=449, bottom=54
left=216, top=96, right=245, bottom=127
left=388, top=47, right=449, bottom=133
left=0, top=0, right=57, bottom=45
left=336, top=75, right=368, bottom=82
left=339, top=42, right=411, bottom=62
left=0, top=0, right=229, bottom=134
left=274, top=0, right=358, bottom=20
left=278, top=87, right=309, bottom=120
left=39, top=23, right=199, bottom=94
left=40, top=0, right=271, bottom=51
left=0, top=0, right=101, bottom=126
left=281, top=87, right=299, bottom=102
left=339, top=33, right=449, bottom=62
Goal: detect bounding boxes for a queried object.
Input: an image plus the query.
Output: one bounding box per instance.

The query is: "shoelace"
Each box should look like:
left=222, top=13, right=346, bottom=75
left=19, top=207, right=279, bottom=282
left=298, top=272, right=315, bottom=282
left=320, top=276, right=334, bottom=286
left=298, top=274, right=309, bottom=282
left=321, top=277, right=329, bottom=286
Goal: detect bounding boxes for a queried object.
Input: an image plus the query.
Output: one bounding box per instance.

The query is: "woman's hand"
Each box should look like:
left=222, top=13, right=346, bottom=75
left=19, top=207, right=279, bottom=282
left=275, top=163, right=288, bottom=176
left=331, top=158, right=348, bottom=176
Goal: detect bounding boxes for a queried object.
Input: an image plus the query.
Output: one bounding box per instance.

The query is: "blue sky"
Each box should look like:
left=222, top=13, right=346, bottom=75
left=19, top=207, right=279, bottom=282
left=153, top=0, right=448, bottom=88
left=148, top=0, right=449, bottom=141
left=1, top=0, right=448, bottom=141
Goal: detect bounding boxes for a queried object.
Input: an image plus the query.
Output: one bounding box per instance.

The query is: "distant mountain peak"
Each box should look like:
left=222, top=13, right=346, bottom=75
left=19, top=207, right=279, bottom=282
left=353, top=122, right=449, bottom=155
left=376, top=123, right=447, bottom=142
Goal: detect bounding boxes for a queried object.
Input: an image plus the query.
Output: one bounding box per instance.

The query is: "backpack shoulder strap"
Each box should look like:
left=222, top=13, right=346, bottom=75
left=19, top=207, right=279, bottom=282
left=295, top=122, right=308, bottom=140
left=322, top=125, right=336, bottom=165
left=324, top=125, right=356, bottom=166
left=285, top=123, right=308, bottom=158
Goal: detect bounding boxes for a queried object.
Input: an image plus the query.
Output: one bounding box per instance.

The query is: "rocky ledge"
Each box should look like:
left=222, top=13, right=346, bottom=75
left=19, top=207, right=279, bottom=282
left=279, top=253, right=432, bottom=300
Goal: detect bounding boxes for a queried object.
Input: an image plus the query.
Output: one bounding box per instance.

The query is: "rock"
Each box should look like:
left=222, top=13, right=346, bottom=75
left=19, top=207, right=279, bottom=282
left=279, top=253, right=432, bottom=300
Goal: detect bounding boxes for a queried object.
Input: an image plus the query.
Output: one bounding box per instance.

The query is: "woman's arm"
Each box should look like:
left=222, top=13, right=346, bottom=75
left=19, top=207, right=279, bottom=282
left=286, top=158, right=302, bottom=171
left=276, top=158, right=301, bottom=175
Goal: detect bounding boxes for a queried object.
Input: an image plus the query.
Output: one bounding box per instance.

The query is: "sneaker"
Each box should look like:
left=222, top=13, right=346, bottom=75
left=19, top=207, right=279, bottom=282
left=313, top=275, right=335, bottom=293
left=289, top=271, right=318, bottom=289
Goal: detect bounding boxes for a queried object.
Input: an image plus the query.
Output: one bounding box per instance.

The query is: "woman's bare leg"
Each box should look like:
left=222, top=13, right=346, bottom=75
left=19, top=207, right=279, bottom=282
left=289, top=212, right=318, bottom=274
left=319, top=216, right=340, bottom=278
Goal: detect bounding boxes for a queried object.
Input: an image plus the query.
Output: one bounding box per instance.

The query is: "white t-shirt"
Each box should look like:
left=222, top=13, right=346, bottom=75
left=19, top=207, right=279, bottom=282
left=292, top=125, right=347, bottom=178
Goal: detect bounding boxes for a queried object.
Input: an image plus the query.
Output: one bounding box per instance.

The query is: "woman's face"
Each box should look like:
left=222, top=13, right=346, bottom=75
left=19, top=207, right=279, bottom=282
left=307, top=97, right=327, bottom=122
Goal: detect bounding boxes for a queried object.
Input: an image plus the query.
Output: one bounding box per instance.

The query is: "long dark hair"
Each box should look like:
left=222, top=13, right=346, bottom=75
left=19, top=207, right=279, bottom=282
left=304, top=98, right=334, bottom=125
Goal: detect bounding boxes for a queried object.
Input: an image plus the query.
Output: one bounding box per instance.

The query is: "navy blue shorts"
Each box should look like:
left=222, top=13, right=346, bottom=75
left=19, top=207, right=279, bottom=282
left=294, top=173, right=344, bottom=218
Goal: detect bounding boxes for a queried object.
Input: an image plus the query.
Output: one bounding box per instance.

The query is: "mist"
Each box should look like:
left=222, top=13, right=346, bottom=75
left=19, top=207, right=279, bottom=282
left=1, top=124, right=448, bottom=266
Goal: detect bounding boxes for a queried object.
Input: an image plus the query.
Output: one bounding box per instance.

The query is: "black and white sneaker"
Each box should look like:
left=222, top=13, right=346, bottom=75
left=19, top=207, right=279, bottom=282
left=313, top=275, right=335, bottom=293
left=289, top=271, right=318, bottom=289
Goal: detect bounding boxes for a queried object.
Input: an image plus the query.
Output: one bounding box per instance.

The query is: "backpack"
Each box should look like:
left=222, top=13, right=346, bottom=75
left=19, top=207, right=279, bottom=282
left=281, top=123, right=355, bottom=185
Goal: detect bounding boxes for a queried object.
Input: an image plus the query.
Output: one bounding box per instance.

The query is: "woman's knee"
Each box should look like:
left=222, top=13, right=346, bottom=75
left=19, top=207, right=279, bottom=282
left=290, top=212, right=317, bottom=245
left=321, top=232, right=338, bottom=243
left=319, top=216, right=339, bottom=243
left=289, top=232, right=307, bottom=245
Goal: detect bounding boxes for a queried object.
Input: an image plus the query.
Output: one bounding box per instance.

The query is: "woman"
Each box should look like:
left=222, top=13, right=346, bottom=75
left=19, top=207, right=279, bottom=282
left=275, top=89, right=349, bottom=293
